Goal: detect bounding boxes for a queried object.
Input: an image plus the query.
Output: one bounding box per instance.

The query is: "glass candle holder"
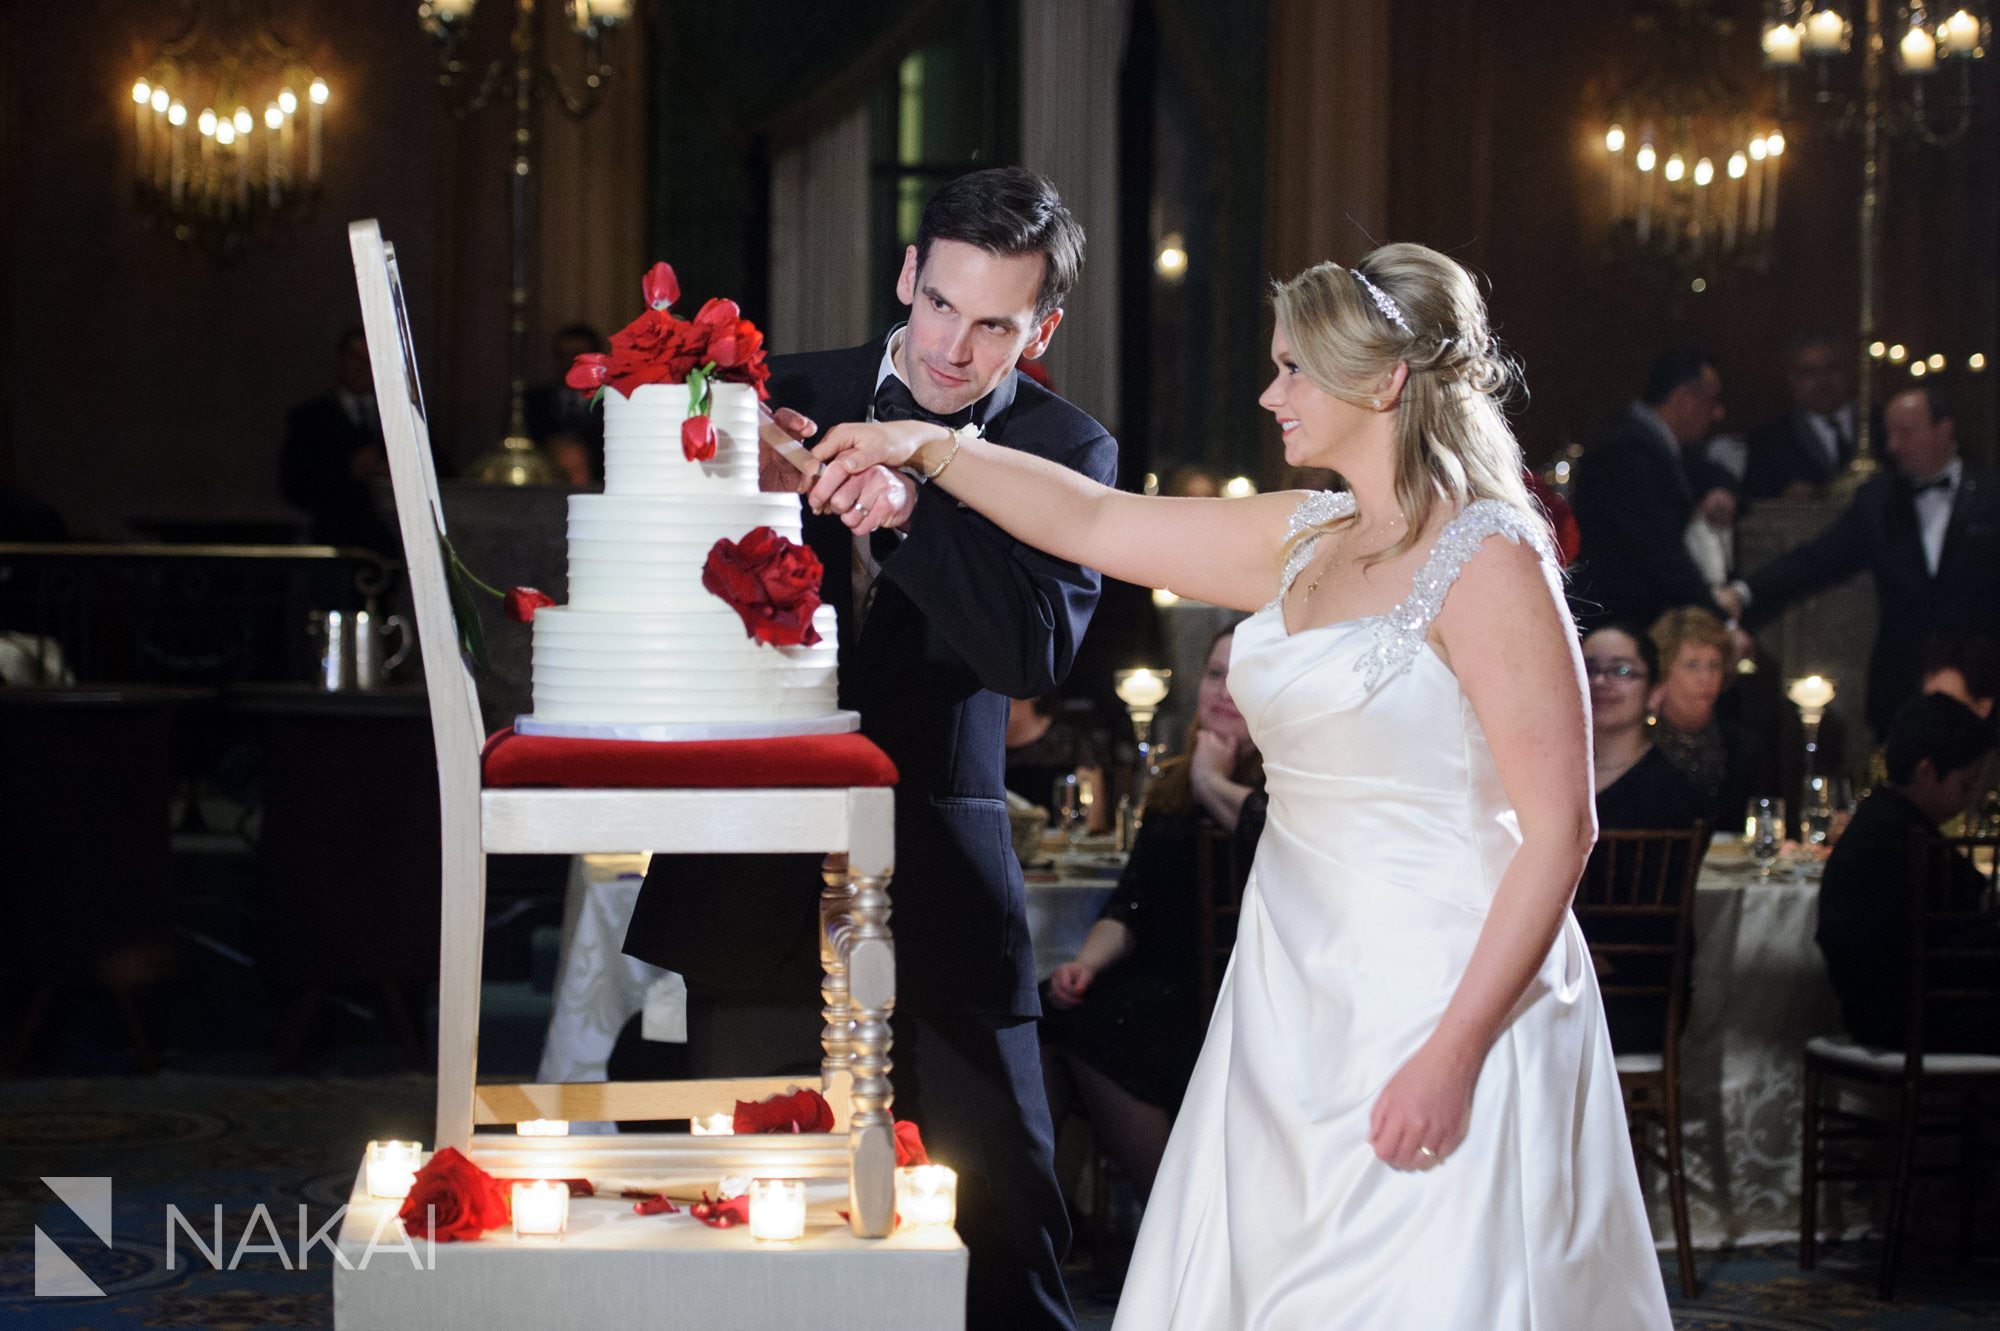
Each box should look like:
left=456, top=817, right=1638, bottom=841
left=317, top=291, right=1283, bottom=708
left=511, top=1180, right=570, bottom=1239
left=748, top=1178, right=807, bottom=1242
left=365, top=1141, right=422, bottom=1200
left=515, top=1118, right=569, bottom=1137
left=896, top=1165, right=958, bottom=1228
left=689, top=1112, right=735, bottom=1135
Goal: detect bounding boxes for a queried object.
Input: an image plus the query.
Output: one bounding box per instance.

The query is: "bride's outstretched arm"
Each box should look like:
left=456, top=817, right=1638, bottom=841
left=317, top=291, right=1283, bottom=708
left=1366, top=534, right=1597, bottom=1172
left=811, top=419, right=1298, bottom=614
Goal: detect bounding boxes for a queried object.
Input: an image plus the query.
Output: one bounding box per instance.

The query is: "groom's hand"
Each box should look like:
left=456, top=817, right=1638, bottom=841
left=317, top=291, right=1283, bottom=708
left=757, top=405, right=818, bottom=493
left=811, top=463, right=915, bottom=535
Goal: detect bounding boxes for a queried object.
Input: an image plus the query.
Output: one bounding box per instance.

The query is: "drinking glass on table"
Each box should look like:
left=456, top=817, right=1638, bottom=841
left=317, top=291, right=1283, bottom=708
left=1746, top=796, right=1785, bottom=877
left=1055, top=771, right=1094, bottom=848
left=1799, top=776, right=1835, bottom=847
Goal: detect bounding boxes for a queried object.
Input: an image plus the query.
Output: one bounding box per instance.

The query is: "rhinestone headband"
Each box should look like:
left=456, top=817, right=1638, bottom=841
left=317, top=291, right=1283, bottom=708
left=1350, top=268, right=1412, bottom=336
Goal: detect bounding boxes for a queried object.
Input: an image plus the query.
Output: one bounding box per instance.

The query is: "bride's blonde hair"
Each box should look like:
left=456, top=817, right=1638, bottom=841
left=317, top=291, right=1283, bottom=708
left=1272, top=243, right=1540, bottom=566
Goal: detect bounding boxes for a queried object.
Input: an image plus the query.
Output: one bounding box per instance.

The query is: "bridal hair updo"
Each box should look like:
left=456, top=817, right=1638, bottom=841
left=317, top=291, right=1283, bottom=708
left=1272, top=242, right=1540, bottom=565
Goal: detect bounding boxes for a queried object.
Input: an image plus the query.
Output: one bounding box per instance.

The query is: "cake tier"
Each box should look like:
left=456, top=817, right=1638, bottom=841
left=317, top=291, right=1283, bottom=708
left=602, top=382, right=760, bottom=496
left=528, top=605, right=839, bottom=725
left=563, top=493, right=810, bottom=610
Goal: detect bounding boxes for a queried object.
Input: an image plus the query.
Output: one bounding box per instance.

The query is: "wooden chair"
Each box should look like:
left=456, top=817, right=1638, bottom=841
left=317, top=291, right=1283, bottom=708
left=349, top=221, right=901, bottom=1236
left=1800, top=831, right=2000, bottom=1299
left=1572, top=824, right=1708, bottom=1298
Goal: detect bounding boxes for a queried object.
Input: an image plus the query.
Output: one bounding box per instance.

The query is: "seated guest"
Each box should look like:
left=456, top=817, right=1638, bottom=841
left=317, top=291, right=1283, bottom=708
left=1819, top=694, right=1999, bottom=1052
left=1648, top=606, right=1751, bottom=831
left=1004, top=693, right=1109, bottom=829
left=1582, top=625, right=1706, bottom=1053
left=1040, top=628, right=1262, bottom=1198
left=1920, top=632, right=1999, bottom=722
left=526, top=322, right=608, bottom=487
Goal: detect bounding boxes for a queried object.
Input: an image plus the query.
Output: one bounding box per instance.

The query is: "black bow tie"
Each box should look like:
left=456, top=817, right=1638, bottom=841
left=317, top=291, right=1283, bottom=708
left=1911, top=474, right=1955, bottom=498
left=872, top=375, right=977, bottom=431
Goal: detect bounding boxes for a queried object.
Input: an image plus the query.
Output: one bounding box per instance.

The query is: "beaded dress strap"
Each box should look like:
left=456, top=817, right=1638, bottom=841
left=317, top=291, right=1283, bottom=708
left=1269, top=489, right=1357, bottom=609
left=1353, top=499, right=1556, bottom=688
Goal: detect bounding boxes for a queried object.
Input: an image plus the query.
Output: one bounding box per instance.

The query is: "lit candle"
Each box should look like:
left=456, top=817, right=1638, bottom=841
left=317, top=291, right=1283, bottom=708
left=1635, top=138, right=1656, bottom=244
left=278, top=91, right=296, bottom=186
left=265, top=107, right=284, bottom=209
left=1606, top=124, right=1626, bottom=221
left=1787, top=674, right=1836, bottom=719
left=515, top=1118, right=570, bottom=1136
left=168, top=102, right=186, bottom=205
left=307, top=78, right=327, bottom=183
left=366, top=1141, right=423, bottom=1199
left=133, top=81, right=152, bottom=184
left=1114, top=668, right=1170, bottom=710
left=689, top=1112, right=735, bottom=1135
left=1746, top=138, right=1766, bottom=238
left=1805, top=7, right=1847, bottom=53
left=1762, top=134, right=1783, bottom=234
left=1724, top=152, right=1747, bottom=251
left=895, top=1165, right=958, bottom=1228
left=748, top=1178, right=806, bottom=1241
left=1901, top=24, right=1938, bottom=71
left=1763, top=20, right=1803, bottom=65
left=1942, top=8, right=1981, bottom=57
left=511, top=1180, right=569, bottom=1238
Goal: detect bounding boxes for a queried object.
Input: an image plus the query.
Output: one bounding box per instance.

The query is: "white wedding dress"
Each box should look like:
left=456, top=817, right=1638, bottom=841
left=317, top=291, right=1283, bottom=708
left=1112, top=494, right=1672, bottom=1330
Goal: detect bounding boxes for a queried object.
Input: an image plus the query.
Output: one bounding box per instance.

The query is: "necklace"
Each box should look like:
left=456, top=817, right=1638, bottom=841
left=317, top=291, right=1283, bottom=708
left=1298, top=511, right=1407, bottom=601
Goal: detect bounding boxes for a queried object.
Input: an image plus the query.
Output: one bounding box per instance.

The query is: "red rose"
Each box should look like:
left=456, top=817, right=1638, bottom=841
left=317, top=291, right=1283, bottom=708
left=642, top=261, right=680, bottom=311
left=702, top=528, right=825, bottom=648
left=397, top=1147, right=511, bottom=1242
left=894, top=1120, right=929, bottom=1167
left=733, top=1085, right=837, bottom=1134
left=565, top=352, right=610, bottom=393
left=681, top=415, right=718, bottom=462
left=504, top=587, right=555, bottom=622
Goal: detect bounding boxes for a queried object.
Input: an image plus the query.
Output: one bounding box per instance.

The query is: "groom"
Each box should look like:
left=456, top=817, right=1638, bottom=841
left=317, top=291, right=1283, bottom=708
left=623, top=166, right=1118, bottom=1330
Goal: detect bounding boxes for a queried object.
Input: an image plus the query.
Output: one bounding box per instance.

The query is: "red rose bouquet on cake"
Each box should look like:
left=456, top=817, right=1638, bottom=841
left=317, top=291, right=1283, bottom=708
left=563, top=261, right=770, bottom=461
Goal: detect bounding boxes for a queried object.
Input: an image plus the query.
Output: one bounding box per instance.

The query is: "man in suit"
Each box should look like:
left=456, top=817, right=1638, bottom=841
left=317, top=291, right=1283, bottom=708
left=525, top=322, right=607, bottom=487
left=1741, top=332, right=1858, bottom=502
left=1719, top=380, right=2000, bottom=733
left=1817, top=693, right=1998, bottom=1051
left=280, top=327, right=396, bottom=553
left=1570, top=346, right=1736, bottom=628
left=623, top=167, right=1115, bottom=1331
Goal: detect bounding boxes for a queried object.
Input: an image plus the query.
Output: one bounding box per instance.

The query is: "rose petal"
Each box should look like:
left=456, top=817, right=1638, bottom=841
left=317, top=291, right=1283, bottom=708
left=641, top=261, right=680, bottom=311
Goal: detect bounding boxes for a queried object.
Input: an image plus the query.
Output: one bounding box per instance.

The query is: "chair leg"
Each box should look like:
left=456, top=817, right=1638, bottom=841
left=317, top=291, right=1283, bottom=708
left=843, top=865, right=896, bottom=1238
left=1878, top=1082, right=1922, bottom=1301
left=1800, top=1059, right=1821, bottom=1271
left=818, top=856, right=856, bottom=1093
left=4, top=984, right=58, bottom=1075
left=1661, top=1076, right=1697, bottom=1297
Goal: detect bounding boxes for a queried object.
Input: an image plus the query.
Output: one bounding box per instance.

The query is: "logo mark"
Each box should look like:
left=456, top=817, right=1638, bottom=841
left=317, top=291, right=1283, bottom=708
left=35, top=1176, right=111, bottom=1298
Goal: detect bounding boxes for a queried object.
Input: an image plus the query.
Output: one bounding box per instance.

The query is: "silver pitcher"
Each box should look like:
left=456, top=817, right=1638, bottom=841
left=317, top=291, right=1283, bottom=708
left=307, top=608, right=412, bottom=690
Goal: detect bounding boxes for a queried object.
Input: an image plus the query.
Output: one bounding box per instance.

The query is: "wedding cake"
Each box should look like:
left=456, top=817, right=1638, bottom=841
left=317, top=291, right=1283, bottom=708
left=517, top=263, right=845, bottom=736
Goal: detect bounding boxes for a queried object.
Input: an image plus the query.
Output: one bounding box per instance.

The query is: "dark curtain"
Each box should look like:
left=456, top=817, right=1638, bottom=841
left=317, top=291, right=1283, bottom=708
left=647, top=0, right=966, bottom=325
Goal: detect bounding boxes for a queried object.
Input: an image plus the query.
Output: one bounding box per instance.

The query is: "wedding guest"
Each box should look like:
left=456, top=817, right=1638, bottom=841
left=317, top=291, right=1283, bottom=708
left=1648, top=606, right=1751, bottom=831
left=1920, top=632, right=2000, bottom=722
left=1041, top=629, right=1263, bottom=1197
left=1570, top=346, right=1737, bottom=628
left=1006, top=693, right=1110, bottom=830
left=281, top=328, right=396, bottom=553
left=1742, top=332, right=1858, bottom=502
left=526, top=322, right=607, bottom=487
left=1818, top=693, right=1999, bottom=1052
left=1581, top=624, right=1706, bottom=1054
left=1719, top=380, right=2000, bottom=733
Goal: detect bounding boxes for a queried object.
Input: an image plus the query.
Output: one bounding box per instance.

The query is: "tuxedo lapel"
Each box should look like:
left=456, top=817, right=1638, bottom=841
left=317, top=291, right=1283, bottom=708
left=1934, top=471, right=1982, bottom=584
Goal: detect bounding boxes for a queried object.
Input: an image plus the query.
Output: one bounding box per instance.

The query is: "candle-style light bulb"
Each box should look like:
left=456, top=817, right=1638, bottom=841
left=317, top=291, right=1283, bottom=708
left=278, top=87, right=298, bottom=114
left=1728, top=152, right=1748, bottom=178
left=133, top=79, right=152, bottom=104
left=309, top=78, right=329, bottom=104
left=232, top=106, right=252, bottom=135
left=1763, top=19, right=1805, bottom=65
left=1605, top=124, right=1626, bottom=153
left=1665, top=154, right=1687, bottom=182
left=1940, top=8, right=1982, bottom=56
left=1694, top=157, right=1715, bottom=187
left=167, top=101, right=186, bottom=126
left=265, top=103, right=283, bottom=130
left=1636, top=144, right=1658, bottom=172
left=1901, top=22, right=1940, bottom=70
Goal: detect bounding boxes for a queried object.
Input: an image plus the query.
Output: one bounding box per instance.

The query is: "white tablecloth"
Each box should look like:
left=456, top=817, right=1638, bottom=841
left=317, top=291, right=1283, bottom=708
left=1643, top=852, right=1869, bottom=1248
left=1023, top=851, right=1123, bottom=981
left=538, top=853, right=661, bottom=1088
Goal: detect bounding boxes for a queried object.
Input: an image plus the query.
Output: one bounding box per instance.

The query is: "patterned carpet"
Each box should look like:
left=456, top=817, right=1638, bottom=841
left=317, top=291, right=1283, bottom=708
left=3, top=1075, right=1997, bottom=1329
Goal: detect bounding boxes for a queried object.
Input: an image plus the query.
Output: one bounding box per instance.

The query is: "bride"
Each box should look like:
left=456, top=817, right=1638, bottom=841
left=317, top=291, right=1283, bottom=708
left=810, top=244, right=1672, bottom=1329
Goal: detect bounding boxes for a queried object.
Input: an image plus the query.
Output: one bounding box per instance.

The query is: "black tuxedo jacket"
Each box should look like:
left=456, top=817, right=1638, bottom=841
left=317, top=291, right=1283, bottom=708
left=1745, top=465, right=2000, bottom=731
left=1569, top=404, right=1724, bottom=628
left=1742, top=408, right=1854, bottom=502
left=624, top=341, right=1120, bottom=1018
left=280, top=393, right=394, bottom=552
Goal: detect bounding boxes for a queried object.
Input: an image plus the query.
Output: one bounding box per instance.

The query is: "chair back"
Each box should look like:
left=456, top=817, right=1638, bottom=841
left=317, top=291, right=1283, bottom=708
left=1195, top=821, right=1249, bottom=1011
left=347, top=221, right=486, bottom=818
left=1572, top=825, right=1708, bottom=1062
left=1903, top=831, right=2000, bottom=1068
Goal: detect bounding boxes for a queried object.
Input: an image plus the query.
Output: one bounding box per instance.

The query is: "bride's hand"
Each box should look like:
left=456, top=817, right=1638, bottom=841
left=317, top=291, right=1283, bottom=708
left=810, top=419, right=941, bottom=481
left=1367, top=1037, right=1478, bottom=1172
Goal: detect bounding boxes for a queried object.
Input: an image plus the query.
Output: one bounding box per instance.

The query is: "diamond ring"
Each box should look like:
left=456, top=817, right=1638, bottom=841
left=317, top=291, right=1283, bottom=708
left=1417, top=1146, right=1438, bottom=1161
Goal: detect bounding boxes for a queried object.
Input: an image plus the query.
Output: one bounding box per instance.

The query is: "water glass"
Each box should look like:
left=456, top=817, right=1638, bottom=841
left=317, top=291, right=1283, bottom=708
left=1054, top=771, right=1092, bottom=847
left=1746, top=796, right=1785, bottom=877
left=1799, top=776, right=1835, bottom=847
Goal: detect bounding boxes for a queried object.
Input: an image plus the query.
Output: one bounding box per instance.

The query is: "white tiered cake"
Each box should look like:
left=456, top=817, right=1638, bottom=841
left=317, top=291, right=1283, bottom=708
left=519, top=381, right=848, bottom=738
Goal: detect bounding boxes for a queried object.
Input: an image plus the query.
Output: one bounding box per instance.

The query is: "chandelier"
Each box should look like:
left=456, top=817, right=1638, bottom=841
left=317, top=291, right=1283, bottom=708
left=1599, top=1, right=1784, bottom=278
left=128, top=0, right=329, bottom=260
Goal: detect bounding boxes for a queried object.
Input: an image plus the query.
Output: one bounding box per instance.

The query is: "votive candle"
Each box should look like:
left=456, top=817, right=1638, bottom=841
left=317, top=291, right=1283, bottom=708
left=748, top=1178, right=806, bottom=1241
left=365, top=1141, right=423, bottom=1199
left=689, top=1112, right=734, bottom=1135
left=896, top=1165, right=958, bottom=1228
left=512, top=1180, right=569, bottom=1238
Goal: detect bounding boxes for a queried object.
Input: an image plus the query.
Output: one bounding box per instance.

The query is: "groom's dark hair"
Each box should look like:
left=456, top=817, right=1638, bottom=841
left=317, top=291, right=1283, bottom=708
left=915, top=167, right=1083, bottom=320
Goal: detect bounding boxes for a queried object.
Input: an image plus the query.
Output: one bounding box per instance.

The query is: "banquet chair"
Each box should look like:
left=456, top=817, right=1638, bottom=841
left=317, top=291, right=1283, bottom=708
left=348, top=221, right=901, bottom=1236
left=1573, top=824, right=1708, bottom=1298
left=1799, top=831, right=2000, bottom=1299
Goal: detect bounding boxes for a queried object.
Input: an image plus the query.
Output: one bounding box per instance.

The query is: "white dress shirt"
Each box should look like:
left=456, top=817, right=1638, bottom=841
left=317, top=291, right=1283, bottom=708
left=1913, top=456, right=1963, bottom=576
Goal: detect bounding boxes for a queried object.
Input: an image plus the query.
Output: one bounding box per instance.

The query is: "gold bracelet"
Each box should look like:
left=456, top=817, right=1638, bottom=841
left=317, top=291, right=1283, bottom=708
left=924, top=429, right=965, bottom=481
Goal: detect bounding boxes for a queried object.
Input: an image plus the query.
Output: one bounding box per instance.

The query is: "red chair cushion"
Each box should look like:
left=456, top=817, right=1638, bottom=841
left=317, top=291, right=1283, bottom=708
left=480, top=727, right=898, bottom=790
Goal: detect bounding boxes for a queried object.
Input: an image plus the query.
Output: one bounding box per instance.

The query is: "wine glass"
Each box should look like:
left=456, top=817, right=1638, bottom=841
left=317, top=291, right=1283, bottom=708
left=1799, top=776, right=1834, bottom=847
left=1746, top=796, right=1785, bottom=877
left=1054, top=772, right=1090, bottom=848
